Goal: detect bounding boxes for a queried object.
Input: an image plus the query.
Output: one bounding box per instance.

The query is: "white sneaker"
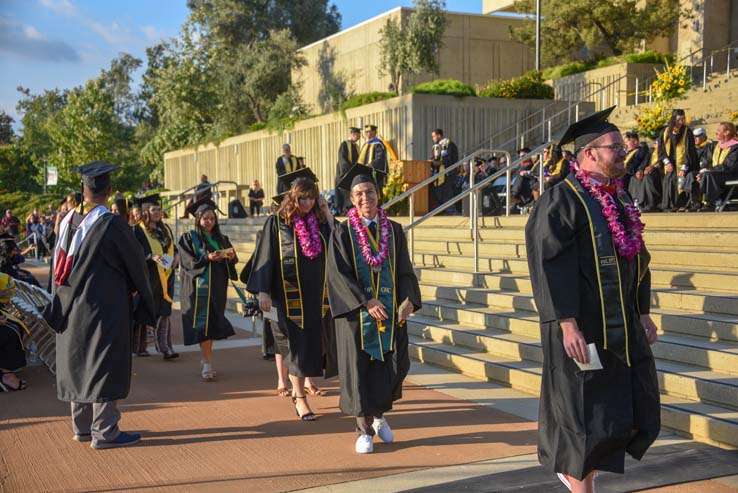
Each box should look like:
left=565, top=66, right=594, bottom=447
left=355, top=434, right=374, bottom=454
left=371, top=417, right=394, bottom=443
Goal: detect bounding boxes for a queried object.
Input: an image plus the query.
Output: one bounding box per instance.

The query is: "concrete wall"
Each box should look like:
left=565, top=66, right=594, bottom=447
left=163, top=95, right=591, bottom=201
left=294, top=8, right=534, bottom=113
left=552, top=63, right=665, bottom=111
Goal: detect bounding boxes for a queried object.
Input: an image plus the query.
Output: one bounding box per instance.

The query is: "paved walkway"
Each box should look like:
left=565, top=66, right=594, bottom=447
left=2, top=261, right=736, bottom=492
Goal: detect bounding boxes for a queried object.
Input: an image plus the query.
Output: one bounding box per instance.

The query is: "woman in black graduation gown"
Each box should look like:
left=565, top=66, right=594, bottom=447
left=247, top=175, right=337, bottom=421
left=133, top=197, right=179, bottom=360
left=178, top=201, right=238, bottom=381
left=0, top=274, right=28, bottom=392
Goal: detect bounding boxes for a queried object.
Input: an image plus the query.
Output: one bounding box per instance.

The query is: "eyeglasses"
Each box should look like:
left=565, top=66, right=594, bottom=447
left=584, top=144, right=627, bottom=153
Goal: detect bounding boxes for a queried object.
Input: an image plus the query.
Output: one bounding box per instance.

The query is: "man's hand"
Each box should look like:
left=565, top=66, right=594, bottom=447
left=366, top=298, right=388, bottom=321
left=644, top=166, right=654, bottom=175
left=259, top=292, right=272, bottom=313
left=560, top=318, right=589, bottom=364
left=207, top=251, right=221, bottom=261
left=641, top=314, right=659, bottom=345
left=399, top=301, right=414, bottom=321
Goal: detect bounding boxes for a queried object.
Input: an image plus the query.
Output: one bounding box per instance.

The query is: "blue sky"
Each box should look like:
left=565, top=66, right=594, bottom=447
left=0, top=0, right=481, bottom=128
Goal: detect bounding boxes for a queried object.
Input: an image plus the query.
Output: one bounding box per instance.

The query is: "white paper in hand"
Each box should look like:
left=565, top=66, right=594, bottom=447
left=263, top=306, right=279, bottom=323
left=158, top=254, right=174, bottom=269
left=574, top=343, right=604, bottom=371
left=398, top=297, right=412, bottom=320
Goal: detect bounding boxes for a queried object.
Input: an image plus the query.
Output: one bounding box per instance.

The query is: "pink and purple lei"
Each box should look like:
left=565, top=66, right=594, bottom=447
left=292, top=211, right=322, bottom=260
left=573, top=162, right=645, bottom=260
left=348, top=207, right=391, bottom=269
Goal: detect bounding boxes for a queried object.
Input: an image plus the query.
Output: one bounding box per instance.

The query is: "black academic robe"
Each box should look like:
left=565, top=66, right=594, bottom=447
left=327, top=218, right=421, bottom=417
left=336, top=140, right=359, bottom=214
left=178, top=231, right=238, bottom=345
left=0, top=311, right=26, bottom=371
left=623, top=143, right=650, bottom=192
left=430, top=139, right=459, bottom=206
left=44, top=214, right=156, bottom=403
left=358, top=140, right=388, bottom=193
left=276, top=155, right=302, bottom=194
left=133, top=224, right=177, bottom=317
left=700, top=143, right=738, bottom=203
left=247, top=215, right=337, bottom=378
left=657, top=126, right=698, bottom=209
left=525, top=174, right=660, bottom=480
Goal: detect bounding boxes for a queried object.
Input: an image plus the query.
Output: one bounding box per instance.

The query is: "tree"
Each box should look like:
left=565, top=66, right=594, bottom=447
left=98, top=53, right=144, bottom=125
left=378, top=0, right=448, bottom=93
left=511, top=0, right=686, bottom=66
left=0, top=112, right=14, bottom=145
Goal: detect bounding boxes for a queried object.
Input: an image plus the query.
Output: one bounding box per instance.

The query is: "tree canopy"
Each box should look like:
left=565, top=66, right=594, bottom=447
left=511, top=0, right=686, bottom=66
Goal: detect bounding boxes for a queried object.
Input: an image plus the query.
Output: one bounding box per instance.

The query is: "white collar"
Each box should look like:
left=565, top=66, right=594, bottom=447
left=361, top=214, right=378, bottom=226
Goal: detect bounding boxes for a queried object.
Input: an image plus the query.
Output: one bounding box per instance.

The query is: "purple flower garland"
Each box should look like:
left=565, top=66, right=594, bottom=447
left=574, top=162, right=645, bottom=260
left=292, top=211, right=322, bottom=259
left=348, top=207, right=391, bottom=269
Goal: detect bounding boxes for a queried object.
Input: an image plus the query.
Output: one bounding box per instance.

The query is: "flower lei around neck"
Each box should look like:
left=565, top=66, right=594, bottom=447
left=348, top=207, right=391, bottom=271
left=292, top=211, right=322, bottom=260
left=573, top=162, right=645, bottom=260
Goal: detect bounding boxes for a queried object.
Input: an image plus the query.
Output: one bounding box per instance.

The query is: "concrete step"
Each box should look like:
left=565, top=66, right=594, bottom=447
left=416, top=298, right=738, bottom=376
left=418, top=283, right=738, bottom=341
left=408, top=335, right=738, bottom=449
left=406, top=315, right=738, bottom=411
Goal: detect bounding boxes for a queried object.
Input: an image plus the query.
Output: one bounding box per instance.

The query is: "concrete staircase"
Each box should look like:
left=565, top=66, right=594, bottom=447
left=207, top=212, right=738, bottom=450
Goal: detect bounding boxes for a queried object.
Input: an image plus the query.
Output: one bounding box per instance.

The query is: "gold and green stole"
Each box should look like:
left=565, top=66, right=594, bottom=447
left=139, top=223, right=175, bottom=303
left=276, top=216, right=329, bottom=329
left=189, top=231, right=222, bottom=336
left=563, top=177, right=650, bottom=366
left=348, top=221, right=397, bottom=361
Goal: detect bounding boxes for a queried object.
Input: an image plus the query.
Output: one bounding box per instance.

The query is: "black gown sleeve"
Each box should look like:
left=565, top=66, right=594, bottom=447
left=525, top=186, right=581, bottom=323
left=246, top=216, right=278, bottom=295
left=111, top=217, right=156, bottom=327
left=178, top=232, right=209, bottom=276
left=657, top=127, right=668, bottom=165
left=327, top=222, right=371, bottom=317
left=637, top=268, right=651, bottom=315
left=133, top=225, right=152, bottom=259
left=683, top=128, right=699, bottom=172
left=393, top=223, right=422, bottom=311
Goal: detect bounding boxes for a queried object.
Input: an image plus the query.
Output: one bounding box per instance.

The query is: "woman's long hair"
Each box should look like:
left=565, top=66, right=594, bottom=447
left=194, top=208, right=226, bottom=246
left=278, top=177, right=326, bottom=226
left=666, top=109, right=686, bottom=139
left=141, top=205, right=163, bottom=233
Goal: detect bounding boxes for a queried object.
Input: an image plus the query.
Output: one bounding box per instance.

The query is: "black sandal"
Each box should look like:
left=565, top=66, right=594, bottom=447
left=292, top=395, right=318, bottom=421
left=0, top=370, right=27, bottom=392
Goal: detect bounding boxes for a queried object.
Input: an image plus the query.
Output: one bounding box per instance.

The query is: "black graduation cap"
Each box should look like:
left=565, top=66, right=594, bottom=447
left=349, top=127, right=361, bottom=133
left=74, top=161, right=120, bottom=191
left=364, top=124, right=378, bottom=132
left=132, top=194, right=161, bottom=208
left=271, top=192, right=288, bottom=207
left=336, top=164, right=387, bottom=191
left=186, top=196, right=218, bottom=217
left=278, top=166, right=318, bottom=191
left=558, top=106, right=619, bottom=152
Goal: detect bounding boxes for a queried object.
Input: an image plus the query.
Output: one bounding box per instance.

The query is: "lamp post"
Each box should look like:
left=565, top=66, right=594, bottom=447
left=535, top=0, right=541, bottom=71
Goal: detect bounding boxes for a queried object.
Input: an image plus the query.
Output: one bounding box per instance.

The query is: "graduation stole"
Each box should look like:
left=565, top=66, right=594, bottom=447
left=189, top=231, right=222, bottom=336
left=276, top=216, right=329, bottom=329
left=564, top=177, right=642, bottom=366
left=712, top=142, right=738, bottom=167
left=139, top=223, right=175, bottom=303
left=282, top=155, right=299, bottom=173
left=344, top=140, right=357, bottom=164
left=624, top=147, right=638, bottom=167
left=548, top=158, right=567, bottom=177
left=663, top=127, right=688, bottom=168
left=348, top=223, right=397, bottom=361
left=358, top=139, right=382, bottom=166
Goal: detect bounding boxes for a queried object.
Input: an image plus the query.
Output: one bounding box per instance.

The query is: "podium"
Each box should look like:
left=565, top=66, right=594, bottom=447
left=389, top=160, right=431, bottom=215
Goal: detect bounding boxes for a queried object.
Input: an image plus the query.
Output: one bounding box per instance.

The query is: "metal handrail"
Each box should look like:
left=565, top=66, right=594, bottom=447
left=402, top=142, right=552, bottom=273
left=15, top=232, right=39, bottom=261
left=165, top=180, right=240, bottom=246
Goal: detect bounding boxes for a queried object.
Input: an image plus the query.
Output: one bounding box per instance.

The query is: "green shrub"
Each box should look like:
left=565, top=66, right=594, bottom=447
left=625, top=50, right=673, bottom=65
left=411, top=79, right=476, bottom=97
left=248, top=121, right=267, bottom=132
left=340, top=92, right=397, bottom=112
left=542, top=60, right=595, bottom=80
left=479, top=71, right=554, bottom=100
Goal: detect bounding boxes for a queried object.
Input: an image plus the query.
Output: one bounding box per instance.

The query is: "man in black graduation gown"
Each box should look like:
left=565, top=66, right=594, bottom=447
left=276, top=144, right=302, bottom=194
left=526, top=108, right=660, bottom=493
left=429, top=128, right=459, bottom=213
left=657, top=109, right=698, bottom=211
left=697, top=121, right=738, bottom=211
left=335, top=127, right=361, bottom=215
left=327, top=164, right=421, bottom=454
left=357, top=125, right=388, bottom=196
left=44, top=161, right=156, bottom=450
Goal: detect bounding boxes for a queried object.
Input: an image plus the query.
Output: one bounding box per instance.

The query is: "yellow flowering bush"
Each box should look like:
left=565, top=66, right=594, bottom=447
left=383, top=166, right=409, bottom=216
left=730, top=111, right=738, bottom=124
left=650, top=63, right=690, bottom=101
left=636, top=103, right=672, bottom=139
